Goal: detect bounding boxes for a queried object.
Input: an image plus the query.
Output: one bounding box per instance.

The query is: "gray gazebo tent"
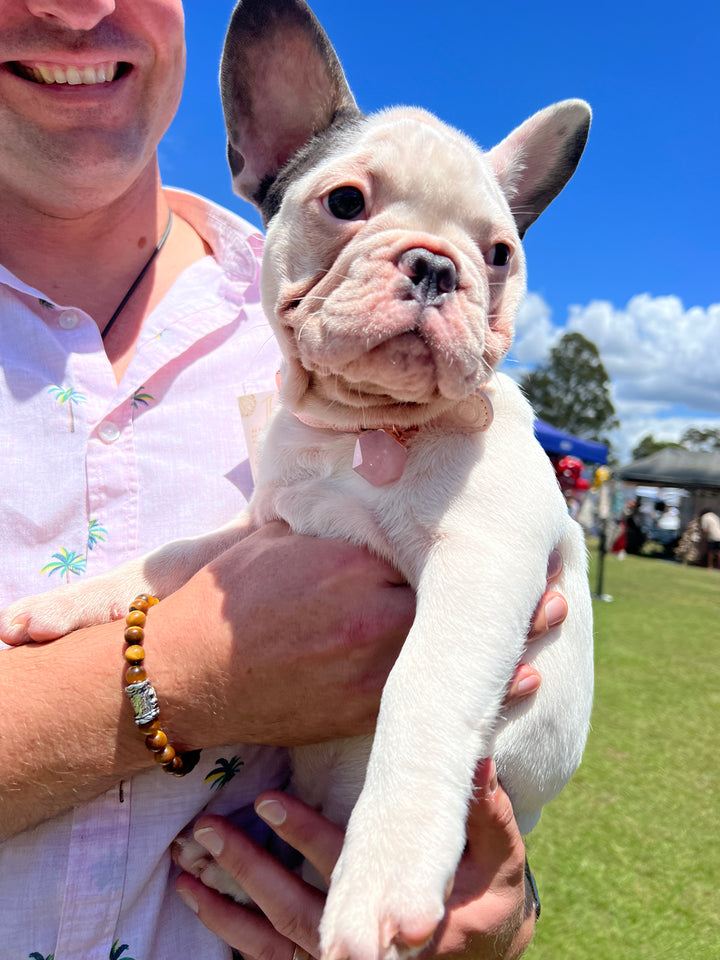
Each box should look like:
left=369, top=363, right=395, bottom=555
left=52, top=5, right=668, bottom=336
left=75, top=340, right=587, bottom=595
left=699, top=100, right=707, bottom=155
left=617, top=448, right=720, bottom=492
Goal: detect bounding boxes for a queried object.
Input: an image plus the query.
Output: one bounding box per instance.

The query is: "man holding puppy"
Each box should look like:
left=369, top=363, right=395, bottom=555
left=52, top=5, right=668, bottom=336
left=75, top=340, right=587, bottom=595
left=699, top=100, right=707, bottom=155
left=0, top=1, right=565, bottom=958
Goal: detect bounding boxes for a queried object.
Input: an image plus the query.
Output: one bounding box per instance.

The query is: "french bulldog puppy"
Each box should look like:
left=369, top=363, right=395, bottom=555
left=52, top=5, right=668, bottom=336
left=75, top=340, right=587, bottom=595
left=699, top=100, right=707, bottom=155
left=0, top=2, right=594, bottom=958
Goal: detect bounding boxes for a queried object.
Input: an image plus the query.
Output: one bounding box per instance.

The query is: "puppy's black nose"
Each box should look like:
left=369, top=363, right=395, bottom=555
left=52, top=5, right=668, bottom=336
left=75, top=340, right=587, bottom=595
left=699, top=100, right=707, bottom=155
left=398, top=248, right=458, bottom=306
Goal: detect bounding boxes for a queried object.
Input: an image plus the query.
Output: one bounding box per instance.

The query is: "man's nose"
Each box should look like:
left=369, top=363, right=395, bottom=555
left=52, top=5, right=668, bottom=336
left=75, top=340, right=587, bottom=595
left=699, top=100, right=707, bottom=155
left=25, top=0, right=116, bottom=31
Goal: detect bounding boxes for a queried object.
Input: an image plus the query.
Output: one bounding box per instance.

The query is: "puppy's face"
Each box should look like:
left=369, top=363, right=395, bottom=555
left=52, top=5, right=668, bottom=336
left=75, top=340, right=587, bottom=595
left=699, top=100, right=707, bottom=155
left=220, top=1, right=589, bottom=431
left=262, top=108, right=526, bottom=430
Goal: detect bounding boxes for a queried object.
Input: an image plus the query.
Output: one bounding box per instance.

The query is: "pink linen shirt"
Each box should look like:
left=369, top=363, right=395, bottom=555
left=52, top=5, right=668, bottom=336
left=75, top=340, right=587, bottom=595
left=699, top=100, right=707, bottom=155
left=0, top=189, right=290, bottom=960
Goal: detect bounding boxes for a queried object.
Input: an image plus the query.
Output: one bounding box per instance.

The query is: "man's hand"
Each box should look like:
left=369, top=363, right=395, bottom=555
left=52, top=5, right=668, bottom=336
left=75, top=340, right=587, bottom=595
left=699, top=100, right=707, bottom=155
left=164, top=528, right=565, bottom=752
left=174, top=765, right=535, bottom=960
left=161, top=521, right=417, bottom=749
left=172, top=569, right=567, bottom=959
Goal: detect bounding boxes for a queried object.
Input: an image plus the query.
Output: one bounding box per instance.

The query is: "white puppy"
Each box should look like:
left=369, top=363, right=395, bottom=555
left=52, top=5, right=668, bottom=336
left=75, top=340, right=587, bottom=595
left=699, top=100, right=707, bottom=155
left=0, top=2, right=594, bottom=959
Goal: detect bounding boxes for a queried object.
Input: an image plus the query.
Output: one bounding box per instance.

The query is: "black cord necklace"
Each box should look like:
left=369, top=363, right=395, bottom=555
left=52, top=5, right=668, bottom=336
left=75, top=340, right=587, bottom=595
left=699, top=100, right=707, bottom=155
left=101, top=209, right=174, bottom=341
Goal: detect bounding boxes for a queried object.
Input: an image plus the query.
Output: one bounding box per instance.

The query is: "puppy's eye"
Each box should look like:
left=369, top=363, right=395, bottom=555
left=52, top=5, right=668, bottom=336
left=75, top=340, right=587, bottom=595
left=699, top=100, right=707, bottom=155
left=485, top=243, right=512, bottom=267
left=323, top=186, right=366, bottom=221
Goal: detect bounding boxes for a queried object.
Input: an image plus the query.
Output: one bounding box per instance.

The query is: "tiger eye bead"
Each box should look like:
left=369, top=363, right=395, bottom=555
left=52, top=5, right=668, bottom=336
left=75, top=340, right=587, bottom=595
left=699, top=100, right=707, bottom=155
left=124, top=595, right=188, bottom=775
left=124, top=644, right=145, bottom=664
left=154, top=744, right=176, bottom=765
left=146, top=729, right=168, bottom=752
left=138, top=718, right=160, bottom=734
left=166, top=755, right=185, bottom=775
left=125, top=664, right=147, bottom=684
left=126, top=610, right=146, bottom=628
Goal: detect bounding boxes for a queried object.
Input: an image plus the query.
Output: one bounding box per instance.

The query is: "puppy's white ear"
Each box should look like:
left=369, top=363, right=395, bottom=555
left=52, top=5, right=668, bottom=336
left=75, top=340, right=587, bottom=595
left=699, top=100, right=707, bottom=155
left=220, top=0, right=360, bottom=215
left=487, top=100, right=591, bottom=238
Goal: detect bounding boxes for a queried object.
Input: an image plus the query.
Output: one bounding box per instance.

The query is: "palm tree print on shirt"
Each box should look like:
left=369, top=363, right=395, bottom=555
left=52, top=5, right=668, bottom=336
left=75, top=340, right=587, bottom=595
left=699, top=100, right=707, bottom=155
left=130, top=387, right=154, bottom=409
left=48, top=385, right=87, bottom=433
left=40, top=548, right=86, bottom=583
left=29, top=942, right=136, bottom=960
left=108, top=941, right=136, bottom=960
left=87, top=519, right=108, bottom=551
left=205, top=756, right=244, bottom=791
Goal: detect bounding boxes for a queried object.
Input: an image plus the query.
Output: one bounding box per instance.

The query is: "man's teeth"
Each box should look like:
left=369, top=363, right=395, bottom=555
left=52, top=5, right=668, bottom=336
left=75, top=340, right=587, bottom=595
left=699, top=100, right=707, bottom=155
left=26, top=62, right=118, bottom=85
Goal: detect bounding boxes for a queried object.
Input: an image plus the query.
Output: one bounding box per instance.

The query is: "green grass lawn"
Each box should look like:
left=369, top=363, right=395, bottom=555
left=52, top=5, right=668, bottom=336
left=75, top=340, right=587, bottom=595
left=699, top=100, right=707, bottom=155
left=527, top=547, right=720, bottom=960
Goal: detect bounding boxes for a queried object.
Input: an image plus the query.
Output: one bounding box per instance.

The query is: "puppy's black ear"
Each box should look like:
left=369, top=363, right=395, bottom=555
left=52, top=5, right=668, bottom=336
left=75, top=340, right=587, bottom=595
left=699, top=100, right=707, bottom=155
left=487, top=100, right=591, bottom=238
left=220, top=0, right=360, bottom=209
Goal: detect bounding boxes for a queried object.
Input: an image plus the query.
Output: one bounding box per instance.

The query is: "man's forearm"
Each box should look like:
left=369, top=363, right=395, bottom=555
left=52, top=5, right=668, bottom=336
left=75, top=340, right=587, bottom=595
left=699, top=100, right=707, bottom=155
left=0, top=581, right=246, bottom=838
left=0, top=620, right=155, bottom=838
left=0, top=528, right=413, bottom=838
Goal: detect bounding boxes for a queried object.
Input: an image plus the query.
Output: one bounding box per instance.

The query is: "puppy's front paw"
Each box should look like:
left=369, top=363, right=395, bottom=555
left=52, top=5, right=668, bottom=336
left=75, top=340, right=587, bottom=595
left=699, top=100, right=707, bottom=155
left=0, top=592, right=104, bottom=644
left=172, top=831, right=251, bottom=904
left=0, top=574, right=144, bottom=644
left=321, top=845, right=445, bottom=960
left=319, top=797, right=464, bottom=960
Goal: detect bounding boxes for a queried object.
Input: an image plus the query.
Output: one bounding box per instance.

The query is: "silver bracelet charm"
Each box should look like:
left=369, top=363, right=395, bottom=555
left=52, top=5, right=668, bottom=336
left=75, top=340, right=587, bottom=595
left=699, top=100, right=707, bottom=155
left=125, top=679, right=160, bottom=727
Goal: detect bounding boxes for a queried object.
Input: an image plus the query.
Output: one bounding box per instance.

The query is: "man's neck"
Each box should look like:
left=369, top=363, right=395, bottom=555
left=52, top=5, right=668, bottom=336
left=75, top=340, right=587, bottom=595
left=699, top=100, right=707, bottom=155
left=0, top=162, right=169, bottom=317
left=0, top=162, right=212, bottom=382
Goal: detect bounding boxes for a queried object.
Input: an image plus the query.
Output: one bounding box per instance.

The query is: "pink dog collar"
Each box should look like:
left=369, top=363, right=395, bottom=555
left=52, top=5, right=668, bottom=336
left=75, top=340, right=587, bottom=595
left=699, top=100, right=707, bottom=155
left=293, top=389, right=494, bottom=488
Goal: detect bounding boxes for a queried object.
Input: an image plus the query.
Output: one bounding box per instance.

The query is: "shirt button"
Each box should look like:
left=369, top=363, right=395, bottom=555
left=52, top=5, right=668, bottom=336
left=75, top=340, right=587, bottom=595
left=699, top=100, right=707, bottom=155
left=58, top=310, right=80, bottom=330
left=98, top=421, right=121, bottom=444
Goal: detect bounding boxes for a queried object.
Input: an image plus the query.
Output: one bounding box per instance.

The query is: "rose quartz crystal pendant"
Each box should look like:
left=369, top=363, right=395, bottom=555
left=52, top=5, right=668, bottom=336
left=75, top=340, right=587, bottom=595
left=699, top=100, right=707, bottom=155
left=353, top=429, right=409, bottom=487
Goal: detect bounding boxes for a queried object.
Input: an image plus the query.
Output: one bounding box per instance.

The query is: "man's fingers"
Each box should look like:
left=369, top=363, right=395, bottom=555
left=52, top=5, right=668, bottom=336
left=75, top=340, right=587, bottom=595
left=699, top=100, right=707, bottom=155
left=176, top=874, right=302, bottom=960
left=527, top=589, right=567, bottom=641
left=524, top=550, right=566, bottom=644
left=466, top=759, right=525, bottom=868
left=255, top=791, right=345, bottom=886
left=185, top=814, right=325, bottom=956
left=504, top=664, right=541, bottom=705
left=546, top=548, right=563, bottom=584
left=174, top=795, right=348, bottom=960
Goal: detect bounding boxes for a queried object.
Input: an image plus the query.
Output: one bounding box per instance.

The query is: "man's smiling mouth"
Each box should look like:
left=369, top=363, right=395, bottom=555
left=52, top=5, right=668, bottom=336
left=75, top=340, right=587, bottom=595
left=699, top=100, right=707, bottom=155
left=8, top=61, right=130, bottom=85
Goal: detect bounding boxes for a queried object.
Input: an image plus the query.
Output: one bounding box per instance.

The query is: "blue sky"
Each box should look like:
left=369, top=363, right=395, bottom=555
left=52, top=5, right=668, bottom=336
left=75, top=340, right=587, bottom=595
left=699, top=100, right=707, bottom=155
left=162, top=0, right=719, bottom=460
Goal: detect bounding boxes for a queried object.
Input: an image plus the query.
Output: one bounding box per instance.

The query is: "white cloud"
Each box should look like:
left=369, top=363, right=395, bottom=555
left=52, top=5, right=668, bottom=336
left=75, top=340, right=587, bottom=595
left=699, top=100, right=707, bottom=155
left=503, top=292, right=720, bottom=461
left=509, top=292, right=556, bottom=365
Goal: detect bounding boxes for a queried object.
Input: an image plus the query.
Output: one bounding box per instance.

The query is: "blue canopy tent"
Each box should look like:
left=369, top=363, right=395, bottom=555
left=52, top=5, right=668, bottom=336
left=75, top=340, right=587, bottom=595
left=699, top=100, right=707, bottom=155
left=532, top=420, right=610, bottom=598
left=533, top=420, right=608, bottom=465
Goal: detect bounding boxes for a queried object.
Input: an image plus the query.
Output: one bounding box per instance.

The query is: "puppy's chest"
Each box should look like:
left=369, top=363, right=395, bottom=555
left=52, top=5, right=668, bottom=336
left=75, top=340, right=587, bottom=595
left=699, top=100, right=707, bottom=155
left=251, top=422, right=478, bottom=569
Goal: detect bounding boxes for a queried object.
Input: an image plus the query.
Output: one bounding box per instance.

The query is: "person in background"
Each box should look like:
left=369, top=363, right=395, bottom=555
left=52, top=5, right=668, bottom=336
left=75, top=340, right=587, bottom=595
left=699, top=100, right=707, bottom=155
left=699, top=511, right=720, bottom=569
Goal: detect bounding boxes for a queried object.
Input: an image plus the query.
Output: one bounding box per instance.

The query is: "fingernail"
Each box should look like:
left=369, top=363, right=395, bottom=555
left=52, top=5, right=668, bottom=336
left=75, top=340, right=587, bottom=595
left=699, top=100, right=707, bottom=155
left=478, top=758, right=498, bottom=797
left=194, top=827, right=223, bottom=857
left=546, top=595, right=566, bottom=627
left=255, top=798, right=287, bottom=827
left=177, top=887, right=199, bottom=914
left=516, top=672, right=541, bottom=696
left=486, top=761, right=498, bottom=796
left=547, top=550, right=562, bottom=580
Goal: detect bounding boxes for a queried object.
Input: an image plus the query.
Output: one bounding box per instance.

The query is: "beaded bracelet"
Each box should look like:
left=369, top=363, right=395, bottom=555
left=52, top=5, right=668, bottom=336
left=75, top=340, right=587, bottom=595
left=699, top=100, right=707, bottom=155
left=123, top=594, right=199, bottom=776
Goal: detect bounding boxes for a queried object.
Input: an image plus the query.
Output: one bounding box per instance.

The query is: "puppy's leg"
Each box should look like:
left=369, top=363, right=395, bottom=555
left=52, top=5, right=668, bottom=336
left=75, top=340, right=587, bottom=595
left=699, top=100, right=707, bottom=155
left=0, top=513, right=254, bottom=643
left=317, top=542, right=552, bottom=960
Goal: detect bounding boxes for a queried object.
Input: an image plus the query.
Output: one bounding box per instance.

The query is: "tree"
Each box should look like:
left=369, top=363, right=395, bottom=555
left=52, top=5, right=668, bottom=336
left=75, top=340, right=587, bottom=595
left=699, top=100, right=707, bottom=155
left=631, top=428, right=720, bottom=459
left=679, top=427, right=720, bottom=452
left=631, top=434, right=684, bottom=460
left=520, top=332, right=618, bottom=443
